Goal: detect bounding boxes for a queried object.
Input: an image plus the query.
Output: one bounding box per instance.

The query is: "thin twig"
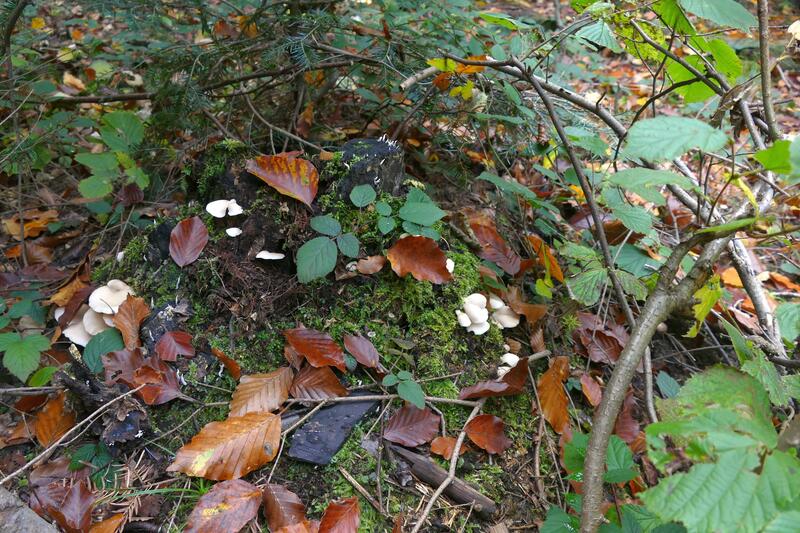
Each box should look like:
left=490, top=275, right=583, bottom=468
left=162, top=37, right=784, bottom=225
left=285, top=395, right=478, bottom=407
left=756, top=0, right=779, bottom=140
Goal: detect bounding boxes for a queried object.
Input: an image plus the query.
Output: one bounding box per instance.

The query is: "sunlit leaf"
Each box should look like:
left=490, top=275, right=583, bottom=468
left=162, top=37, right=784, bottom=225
left=230, top=367, right=293, bottom=416
left=246, top=154, right=319, bottom=207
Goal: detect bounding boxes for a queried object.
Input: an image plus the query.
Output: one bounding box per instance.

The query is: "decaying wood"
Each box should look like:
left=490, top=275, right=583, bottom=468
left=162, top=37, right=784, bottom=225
left=387, top=444, right=497, bottom=518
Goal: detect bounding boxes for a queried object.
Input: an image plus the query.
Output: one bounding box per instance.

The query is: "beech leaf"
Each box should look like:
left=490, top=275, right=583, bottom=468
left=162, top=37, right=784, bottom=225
left=537, top=356, right=570, bottom=434
left=356, top=255, right=386, bottom=275
left=319, top=497, right=360, bottom=533
left=283, top=328, right=345, bottom=372
left=290, top=365, right=347, bottom=400
left=34, top=392, right=76, bottom=447
left=263, top=484, right=308, bottom=531
left=343, top=334, right=380, bottom=368
left=384, top=405, right=439, bottom=447
left=430, top=436, right=467, bottom=460
left=167, top=412, right=281, bottom=480
left=211, top=347, right=241, bottom=380
left=466, top=212, right=521, bottom=275
left=459, top=357, right=529, bottom=399
left=154, top=331, right=195, bottom=361
left=230, top=367, right=293, bottom=416
left=580, top=373, right=603, bottom=407
left=185, top=479, right=262, bottom=533
left=465, top=414, right=512, bottom=454
left=386, top=236, right=452, bottom=284
left=112, top=295, right=150, bottom=350
left=246, top=154, right=319, bottom=207
left=169, top=216, right=209, bottom=267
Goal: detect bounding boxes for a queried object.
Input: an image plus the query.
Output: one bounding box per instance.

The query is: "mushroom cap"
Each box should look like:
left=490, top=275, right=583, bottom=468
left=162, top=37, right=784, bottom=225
left=488, top=295, right=505, bottom=310
left=226, top=199, right=244, bottom=216
left=464, top=293, right=487, bottom=309
left=226, top=227, right=242, bottom=237
left=83, top=308, right=110, bottom=336
left=54, top=307, right=65, bottom=322
left=205, top=199, right=230, bottom=218
left=501, top=353, right=520, bottom=367
left=62, top=304, right=91, bottom=347
left=463, top=302, right=489, bottom=324
left=492, top=306, right=521, bottom=329
left=255, top=250, right=286, bottom=260
left=455, top=310, right=472, bottom=328
left=445, top=258, right=455, bottom=273
left=497, top=365, right=511, bottom=377
left=102, top=314, right=115, bottom=327
left=790, top=20, right=800, bottom=39
left=89, top=279, right=134, bottom=315
left=467, top=321, right=490, bottom=335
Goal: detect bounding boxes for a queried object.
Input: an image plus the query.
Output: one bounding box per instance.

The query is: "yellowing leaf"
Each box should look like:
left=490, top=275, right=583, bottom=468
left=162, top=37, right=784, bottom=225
left=246, top=154, right=319, bottom=207
left=686, top=274, right=723, bottom=338
left=31, top=17, right=46, bottom=30
left=426, top=58, right=458, bottom=72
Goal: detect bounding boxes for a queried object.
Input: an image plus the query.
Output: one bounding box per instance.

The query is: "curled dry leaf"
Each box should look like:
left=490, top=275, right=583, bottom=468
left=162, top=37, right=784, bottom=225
left=465, top=414, right=512, bottom=454
left=459, top=357, right=529, bottom=399
left=263, top=483, right=308, bottom=531
left=356, top=255, right=386, bottom=275
left=167, top=412, right=281, bottom=480
left=113, top=295, right=150, bottom=350
left=170, top=216, right=209, bottom=267
left=284, top=344, right=304, bottom=369
left=32, top=479, right=94, bottom=533
left=430, top=436, right=467, bottom=460
left=614, top=390, right=640, bottom=444
left=504, top=286, right=547, bottom=325
left=386, top=236, right=452, bottom=284
left=574, top=312, right=629, bottom=365
left=88, top=513, right=125, bottom=533
left=154, top=331, right=195, bottom=361
left=343, top=334, right=379, bottom=368
left=580, top=373, right=603, bottom=407
left=35, top=392, right=76, bottom=447
left=537, top=356, right=570, bottom=434
left=245, top=153, right=319, bottom=207
left=184, top=479, right=262, bottom=533
left=230, top=367, right=293, bottom=416
left=211, top=347, right=242, bottom=380
left=319, top=497, right=360, bottom=533
left=290, top=365, right=347, bottom=400
left=133, top=357, right=183, bottom=405
left=466, top=211, right=521, bottom=275
left=527, top=234, right=564, bottom=283
left=283, top=328, right=345, bottom=372
left=384, top=405, right=439, bottom=447
left=2, top=209, right=58, bottom=240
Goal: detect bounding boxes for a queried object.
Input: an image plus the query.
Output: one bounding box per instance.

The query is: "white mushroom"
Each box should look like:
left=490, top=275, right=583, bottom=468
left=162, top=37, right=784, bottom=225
left=789, top=20, right=800, bottom=40
left=497, top=366, right=512, bottom=378
left=59, top=304, right=92, bottom=347
left=463, top=302, right=489, bottom=325
left=88, top=279, right=134, bottom=315
left=467, top=321, right=490, bottom=335
left=226, top=227, right=242, bottom=237
left=488, top=295, right=505, bottom=310
left=492, top=306, right=521, bottom=329
left=255, top=250, right=286, bottom=260
left=205, top=199, right=230, bottom=218
left=455, top=310, right=472, bottom=328
left=464, top=293, right=487, bottom=308
left=82, top=309, right=110, bottom=336
left=226, top=199, right=243, bottom=216
left=116, top=251, right=125, bottom=262
left=501, top=353, right=520, bottom=367
left=445, top=258, right=455, bottom=273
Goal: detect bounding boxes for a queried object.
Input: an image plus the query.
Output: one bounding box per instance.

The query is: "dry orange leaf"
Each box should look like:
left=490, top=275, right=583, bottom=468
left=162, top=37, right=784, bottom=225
left=2, top=209, right=58, bottom=240
left=283, top=328, right=345, bottom=372
left=88, top=513, right=125, bottom=533
left=113, top=295, right=150, bottom=350
left=167, top=412, right=281, bottom=480
left=459, top=357, right=529, bottom=399
left=770, top=272, right=800, bottom=292
left=63, top=71, right=86, bottom=91
left=720, top=266, right=744, bottom=288
left=384, top=405, right=439, bottom=447
left=356, top=255, right=386, bottom=275
left=290, top=365, right=347, bottom=400
left=504, top=286, right=547, bottom=325
left=469, top=218, right=521, bottom=275
left=154, top=331, right=195, bottom=361
left=580, top=373, right=602, bottom=407
left=246, top=154, right=319, bottom=207
left=319, top=497, right=360, bottom=533
left=184, top=479, right=262, bottom=533
left=343, top=334, right=380, bottom=368
left=229, top=367, right=293, bottom=417
left=464, top=414, right=512, bottom=454
left=211, top=348, right=241, bottom=380
left=263, top=483, right=308, bottom=532
left=537, top=356, right=570, bottom=434
left=527, top=234, right=564, bottom=283
left=614, top=391, right=640, bottom=444
left=35, top=392, right=76, bottom=447
left=386, top=236, right=452, bottom=284
left=430, top=436, right=467, bottom=460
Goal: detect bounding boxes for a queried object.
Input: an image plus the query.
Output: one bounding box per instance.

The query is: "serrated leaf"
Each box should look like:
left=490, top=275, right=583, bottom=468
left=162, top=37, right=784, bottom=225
left=310, top=215, right=341, bottom=236
left=349, top=184, right=376, bottom=207
left=685, top=274, right=722, bottom=337
left=398, top=189, right=445, bottom=226
left=776, top=302, right=800, bottom=342
left=612, top=204, right=654, bottom=234
left=741, top=350, right=789, bottom=406
left=568, top=268, right=608, bottom=306
left=754, top=141, right=792, bottom=174
left=1, top=333, right=49, bottom=382
left=679, top=0, right=756, bottom=31
left=78, top=175, right=113, bottom=199
left=336, top=233, right=360, bottom=258
left=605, top=435, right=637, bottom=483
left=296, top=236, right=337, bottom=283
left=575, top=20, right=622, bottom=53
left=625, top=117, right=727, bottom=161
left=608, top=169, right=694, bottom=207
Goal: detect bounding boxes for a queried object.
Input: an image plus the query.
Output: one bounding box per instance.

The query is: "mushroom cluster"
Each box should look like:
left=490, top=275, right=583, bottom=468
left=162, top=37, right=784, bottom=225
left=206, top=199, right=244, bottom=238
left=56, top=279, right=135, bottom=347
left=455, top=293, right=521, bottom=335
left=497, top=351, right=520, bottom=377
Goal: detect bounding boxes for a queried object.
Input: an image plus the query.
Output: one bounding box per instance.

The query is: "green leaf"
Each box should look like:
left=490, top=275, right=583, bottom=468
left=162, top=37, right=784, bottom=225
left=679, top=0, right=757, bottom=31
left=612, top=205, right=654, bottom=234
left=310, top=215, right=341, bottom=236
left=397, top=370, right=413, bottom=380
left=398, top=189, right=445, bottom=226
left=478, top=171, right=550, bottom=209
left=625, top=117, right=727, bottom=161
left=685, top=275, right=722, bottom=337
left=719, top=318, right=753, bottom=364
left=100, top=111, right=144, bottom=152
left=426, top=58, right=458, bottom=72
left=741, top=349, right=789, bottom=406
left=764, top=512, right=800, bottom=533
left=613, top=244, right=662, bottom=278
left=75, top=152, right=119, bottom=172
left=84, top=329, right=124, bottom=374
left=776, top=302, right=800, bottom=342
left=382, top=374, right=399, bottom=387
left=575, top=20, right=622, bottom=53
left=349, top=184, right=376, bottom=207
left=78, top=175, right=113, bottom=199
left=9, top=296, right=45, bottom=324
left=1, top=333, right=49, bottom=382
left=502, top=81, right=521, bottom=105
left=656, top=372, right=680, bottom=399
left=377, top=216, right=396, bottom=234
left=568, top=268, right=608, bottom=306
left=616, top=270, right=648, bottom=300
left=605, top=436, right=637, bottom=483
left=696, top=216, right=757, bottom=234
left=608, top=169, right=694, bottom=207
left=397, top=380, right=425, bottom=409
left=28, top=366, right=57, bottom=387
left=375, top=201, right=392, bottom=216
left=754, top=141, right=791, bottom=174
left=707, top=38, right=742, bottom=82
left=541, top=506, right=580, bottom=533
left=336, top=233, right=360, bottom=258
left=564, top=432, right=589, bottom=474
left=666, top=57, right=718, bottom=104
left=473, top=112, right=523, bottom=125
left=478, top=11, right=530, bottom=30
left=296, top=236, right=338, bottom=283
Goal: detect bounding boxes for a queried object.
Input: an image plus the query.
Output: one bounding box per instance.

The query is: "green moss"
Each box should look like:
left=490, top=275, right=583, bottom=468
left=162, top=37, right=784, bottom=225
left=196, top=139, right=249, bottom=198
left=464, top=463, right=505, bottom=502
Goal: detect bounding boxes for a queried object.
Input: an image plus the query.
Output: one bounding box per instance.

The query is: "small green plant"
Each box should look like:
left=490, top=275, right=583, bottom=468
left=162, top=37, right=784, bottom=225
left=382, top=370, right=425, bottom=409
left=0, top=295, right=51, bottom=383
left=349, top=184, right=446, bottom=240
left=69, top=441, right=118, bottom=487
left=296, top=215, right=360, bottom=283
